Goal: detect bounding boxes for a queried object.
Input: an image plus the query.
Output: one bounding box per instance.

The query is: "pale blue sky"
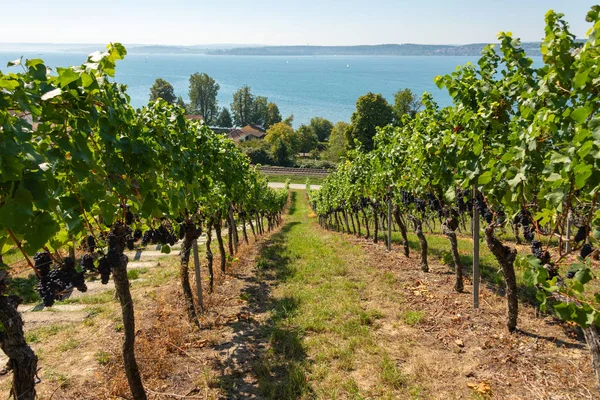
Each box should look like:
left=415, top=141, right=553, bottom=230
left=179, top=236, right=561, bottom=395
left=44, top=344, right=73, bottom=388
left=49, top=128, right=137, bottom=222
left=0, top=0, right=596, bottom=45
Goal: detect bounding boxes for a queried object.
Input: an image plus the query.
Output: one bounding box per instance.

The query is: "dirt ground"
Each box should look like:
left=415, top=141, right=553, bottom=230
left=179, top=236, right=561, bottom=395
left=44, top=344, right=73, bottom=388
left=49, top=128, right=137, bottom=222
left=2, top=199, right=598, bottom=399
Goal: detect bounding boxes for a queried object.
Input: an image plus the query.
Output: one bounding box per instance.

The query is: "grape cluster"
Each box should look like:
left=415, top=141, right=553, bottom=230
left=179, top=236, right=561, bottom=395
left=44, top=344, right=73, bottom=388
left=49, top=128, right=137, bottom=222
left=85, top=235, right=96, bottom=252
left=80, top=253, right=96, bottom=272
left=475, top=193, right=493, bottom=224
left=574, top=226, right=588, bottom=243
left=401, top=191, right=414, bottom=206
left=415, top=198, right=427, bottom=213
left=141, top=225, right=177, bottom=246
left=531, top=240, right=550, bottom=264
left=581, top=243, right=594, bottom=259
left=33, top=252, right=52, bottom=276
left=427, top=193, right=442, bottom=214
left=35, top=253, right=87, bottom=307
left=455, top=189, right=472, bottom=214
left=523, top=226, right=535, bottom=242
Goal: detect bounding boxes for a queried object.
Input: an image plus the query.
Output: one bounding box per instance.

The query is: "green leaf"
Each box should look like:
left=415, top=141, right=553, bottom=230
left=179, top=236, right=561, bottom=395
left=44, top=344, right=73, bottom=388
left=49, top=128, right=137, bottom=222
left=160, top=244, right=171, bottom=254
left=571, top=106, right=592, bottom=124
left=478, top=171, right=493, bottom=185
left=7, top=57, right=22, bottom=67
left=56, top=68, right=80, bottom=87
left=0, top=187, right=34, bottom=231
left=23, top=212, right=60, bottom=252
left=41, top=88, right=62, bottom=101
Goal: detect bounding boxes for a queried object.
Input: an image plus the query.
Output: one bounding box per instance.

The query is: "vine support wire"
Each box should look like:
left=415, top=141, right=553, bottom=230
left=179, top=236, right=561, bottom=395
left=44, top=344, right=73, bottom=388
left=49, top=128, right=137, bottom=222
left=473, top=184, right=480, bottom=309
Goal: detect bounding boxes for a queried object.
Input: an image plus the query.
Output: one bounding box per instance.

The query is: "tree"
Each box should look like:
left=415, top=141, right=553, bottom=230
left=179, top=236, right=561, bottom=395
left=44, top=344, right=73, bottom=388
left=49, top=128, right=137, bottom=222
left=216, top=107, right=233, bottom=128
left=176, top=96, right=186, bottom=109
left=283, top=114, right=294, bottom=126
left=231, top=85, right=254, bottom=126
left=393, top=88, right=421, bottom=125
left=188, top=72, right=220, bottom=124
left=149, top=78, right=176, bottom=104
left=265, top=122, right=299, bottom=165
left=266, top=102, right=282, bottom=128
left=346, top=93, right=394, bottom=151
left=297, top=124, right=319, bottom=153
left=252, top=96, right=268, bottom=127
left=323, top=121, right=350, bottom=161
left=309, top=117, right=334, bottom=141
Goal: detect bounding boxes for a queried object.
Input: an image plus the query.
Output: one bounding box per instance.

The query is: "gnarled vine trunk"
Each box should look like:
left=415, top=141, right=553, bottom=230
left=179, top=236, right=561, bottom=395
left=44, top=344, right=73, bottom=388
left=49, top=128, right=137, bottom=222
left=241, top=216, right=249, bottom=244
left=112, top=238, right=147, bottom=400
left=484, top=225, right=518, bottom=332
left=214, top=216, right=227, bottom=273
left=205, top=219, right=214, bottom=292
left=179, top=221, right=200, bottom=327
left=584, top=324, right=600, bottom=386
left=442, top=218, right=464, bottom=293
left=410, top=216, right=428, bottom=272
left=0, top=295, right=37, bottom=400
left=372, top=208, right=379, bottom=244
left=362, top=209, right=370, bottom=239
left=393, top=205, right=410, bottom=257
left=355, top=212, right=361, bottom=237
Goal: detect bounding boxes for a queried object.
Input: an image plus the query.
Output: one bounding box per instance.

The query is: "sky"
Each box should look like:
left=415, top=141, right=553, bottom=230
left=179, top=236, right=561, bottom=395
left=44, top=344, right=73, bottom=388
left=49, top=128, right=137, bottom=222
left=0, top=0, right=596, bottom=46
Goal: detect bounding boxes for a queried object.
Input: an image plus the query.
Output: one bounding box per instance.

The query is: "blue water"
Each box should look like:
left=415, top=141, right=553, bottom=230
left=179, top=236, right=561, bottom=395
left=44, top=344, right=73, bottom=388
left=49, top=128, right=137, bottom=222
left=0, top=51, right=539, bottom=126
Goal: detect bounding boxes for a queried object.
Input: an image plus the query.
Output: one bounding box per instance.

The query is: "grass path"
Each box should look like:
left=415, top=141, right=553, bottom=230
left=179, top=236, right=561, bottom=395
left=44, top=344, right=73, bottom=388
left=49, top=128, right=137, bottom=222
left=249, top=191, right=411, bottom=399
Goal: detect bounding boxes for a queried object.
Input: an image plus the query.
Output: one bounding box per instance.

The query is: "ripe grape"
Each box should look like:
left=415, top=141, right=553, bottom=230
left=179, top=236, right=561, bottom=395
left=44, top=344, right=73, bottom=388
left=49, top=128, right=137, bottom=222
left=523, top=226, right=535, bottom=242
left=33, top=252, right=52, bottom=276
left=581, top=244, right=594, bottom=259
left=574, top=226, right=588, bottom=243
left=531, top=240, right=550, bottom=264
left=85, top=235, right=96, bottom=253
left=81, top=254, right=96, bottom=272
left=566, top=271, right=575, bottom=279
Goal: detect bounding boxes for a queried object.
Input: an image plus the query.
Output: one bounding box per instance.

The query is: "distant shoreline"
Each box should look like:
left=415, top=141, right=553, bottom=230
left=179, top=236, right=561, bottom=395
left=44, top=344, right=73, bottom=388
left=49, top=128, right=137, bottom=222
left=0, top=42, right=549, bottom=57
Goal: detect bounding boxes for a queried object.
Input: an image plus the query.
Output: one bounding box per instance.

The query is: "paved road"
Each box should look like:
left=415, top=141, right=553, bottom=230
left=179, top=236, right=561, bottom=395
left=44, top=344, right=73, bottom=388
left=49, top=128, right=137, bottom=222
left=268, top=182, right=321, bottom=190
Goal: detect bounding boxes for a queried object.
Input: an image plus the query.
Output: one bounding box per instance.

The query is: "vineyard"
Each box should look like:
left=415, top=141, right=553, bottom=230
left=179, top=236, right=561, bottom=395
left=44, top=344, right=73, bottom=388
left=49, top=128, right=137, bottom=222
left=1, top=6, right=600, bottom=400
left=0, top=44, right=288, bottom=400
left=311, top=6, right=600, bottom=392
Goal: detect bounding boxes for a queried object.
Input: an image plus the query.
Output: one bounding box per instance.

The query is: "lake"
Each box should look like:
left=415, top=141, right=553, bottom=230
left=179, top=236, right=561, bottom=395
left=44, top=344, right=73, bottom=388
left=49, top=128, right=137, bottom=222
left=0, top=50, right=539, bottom=126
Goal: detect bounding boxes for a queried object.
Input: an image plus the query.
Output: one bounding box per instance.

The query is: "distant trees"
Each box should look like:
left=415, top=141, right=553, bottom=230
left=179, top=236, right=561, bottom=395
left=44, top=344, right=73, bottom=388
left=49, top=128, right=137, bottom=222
left=149, top=78, right=177, bottom=104
left=266, top=102, right=282, bottom=128
left=345, top=92, right=394, bottom=151
left=323, top=121, right=350, bottom=161
left=308, top=117, right=334, bottom=141
left=216, top=107, right=233, bottom=128
left=297, top=124, right=319, bottom=153
left=189, top=72, right=220, bottom=123
left=393, top=88, right=421, bottom=125
left=265, top=122, right=299, bottom=165
left=231, top=85, right=255, bottom=126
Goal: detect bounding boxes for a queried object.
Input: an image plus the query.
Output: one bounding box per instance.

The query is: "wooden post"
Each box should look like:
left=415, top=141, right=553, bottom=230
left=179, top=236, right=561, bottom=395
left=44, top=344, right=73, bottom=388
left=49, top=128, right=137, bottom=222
left=192, top=240, right=203, bottom=312
left=387, top=196, right=392, bottom=251
left=566, top=209, right=572, bottom=254
left=472, top=184, right=480, bottom=309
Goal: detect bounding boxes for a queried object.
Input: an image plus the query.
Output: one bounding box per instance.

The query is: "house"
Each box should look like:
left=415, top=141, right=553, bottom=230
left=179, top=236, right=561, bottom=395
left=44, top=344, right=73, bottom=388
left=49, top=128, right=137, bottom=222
left=228, top=124, right=267, bottom=143
left=185, top=114, right=204, bottom=122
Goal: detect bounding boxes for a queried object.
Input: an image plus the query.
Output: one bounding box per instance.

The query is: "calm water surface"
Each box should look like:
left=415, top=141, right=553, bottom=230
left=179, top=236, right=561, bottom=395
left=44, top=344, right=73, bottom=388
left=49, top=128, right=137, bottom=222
left=0, top=51, right=541, bottom=126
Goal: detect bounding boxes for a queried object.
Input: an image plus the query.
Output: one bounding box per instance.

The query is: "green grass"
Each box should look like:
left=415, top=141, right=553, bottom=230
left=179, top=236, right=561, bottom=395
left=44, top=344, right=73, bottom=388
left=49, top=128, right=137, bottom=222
left=94, top=350, right=110, bottom=365
left=262, top=173, right=326, bottom=185
left=25, top=323, right=74, bottom=344
left=62, top=289, right=116, bottom=305
left=240, top=191, right=407, bottom=399
left=402, top=310, right=424, bottom=326
left=59, top=338, right=80, bottom=352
